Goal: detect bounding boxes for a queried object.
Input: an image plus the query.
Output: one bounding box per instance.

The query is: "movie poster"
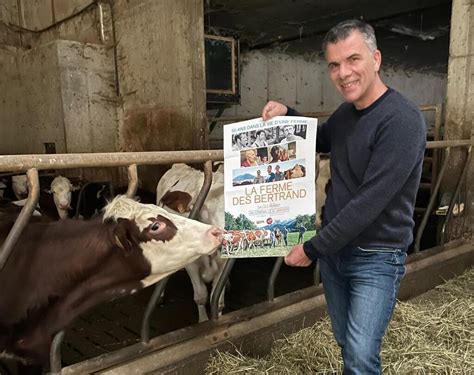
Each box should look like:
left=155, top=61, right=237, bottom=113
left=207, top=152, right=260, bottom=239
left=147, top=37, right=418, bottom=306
left=221, top=116, right=317, bottom=258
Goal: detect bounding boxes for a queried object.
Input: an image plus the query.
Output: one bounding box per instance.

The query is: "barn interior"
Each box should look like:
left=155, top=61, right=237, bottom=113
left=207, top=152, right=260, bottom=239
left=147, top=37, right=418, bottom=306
left=0, top=0, right=473, bottom=374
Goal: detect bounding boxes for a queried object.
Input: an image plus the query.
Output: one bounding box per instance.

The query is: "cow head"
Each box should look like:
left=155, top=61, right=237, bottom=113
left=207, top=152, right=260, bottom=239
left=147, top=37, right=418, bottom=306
left=289, top=164, right=306, bottom=179
left=104, top=196, right=223, bottom=287
left=46, top=176, right=80, bottom=219
left=12, top=175, right=28, bottom=200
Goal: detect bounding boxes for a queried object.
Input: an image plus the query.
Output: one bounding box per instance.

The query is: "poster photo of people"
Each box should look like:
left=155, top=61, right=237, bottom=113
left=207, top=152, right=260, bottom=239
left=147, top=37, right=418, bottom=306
left=223, top=116, right=317, bottom=258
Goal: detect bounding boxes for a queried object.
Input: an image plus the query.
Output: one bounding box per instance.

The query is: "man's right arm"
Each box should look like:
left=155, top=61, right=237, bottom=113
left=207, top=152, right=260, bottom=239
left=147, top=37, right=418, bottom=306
left=261, top=100, right=331, bottom=154
left=261, top=101, right=288, bottom=120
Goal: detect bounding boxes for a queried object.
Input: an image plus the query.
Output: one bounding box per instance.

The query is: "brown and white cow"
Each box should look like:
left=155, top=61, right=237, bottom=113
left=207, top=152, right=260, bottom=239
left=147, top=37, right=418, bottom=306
left=284, top=164, right=306, bottom=179
left=0, top=195, right=222, bottom=364
left=156, top=163, right=226, bottom=323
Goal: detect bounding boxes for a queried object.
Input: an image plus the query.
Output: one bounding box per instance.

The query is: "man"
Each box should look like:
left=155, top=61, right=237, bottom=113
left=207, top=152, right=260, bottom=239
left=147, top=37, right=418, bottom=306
left=280, top=124, right=303, bottom=143
left=232, top=133, right=249, bottom=151
left=253, top=169, right=265, bottom=184
left=252, top=130, right=269, bottom=148
left=261, top=20, right=426, bottom=374
left=266, top=165, right=276, bottom=182
left=274, top=165, right=284, bottom=181
left=297, top=224, right=306, bottom=244
left=281, top=226, right=289, bottom=246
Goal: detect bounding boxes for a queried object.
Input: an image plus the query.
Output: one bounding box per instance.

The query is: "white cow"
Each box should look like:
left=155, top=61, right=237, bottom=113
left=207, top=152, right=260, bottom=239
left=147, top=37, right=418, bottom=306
left=11, top=175, right=28, bottom=200
left=156, top=163, right=226, bottom=322
left=316, top=157, right=331, bottom=229
left=46, top=176, right=80, bottom=219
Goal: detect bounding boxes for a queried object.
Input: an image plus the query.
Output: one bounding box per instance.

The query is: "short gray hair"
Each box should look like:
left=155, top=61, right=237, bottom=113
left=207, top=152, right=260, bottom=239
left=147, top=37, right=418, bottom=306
left=322, top=20, right=377, bottom=53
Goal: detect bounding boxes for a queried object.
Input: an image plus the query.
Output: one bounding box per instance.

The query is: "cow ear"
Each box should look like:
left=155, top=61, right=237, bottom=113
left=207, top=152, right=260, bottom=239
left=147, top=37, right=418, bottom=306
left=44, top=188, right=52, bottom=194
left=113, top=218, right=140, bottom=254
left=159, top=191, right=192, bottom=214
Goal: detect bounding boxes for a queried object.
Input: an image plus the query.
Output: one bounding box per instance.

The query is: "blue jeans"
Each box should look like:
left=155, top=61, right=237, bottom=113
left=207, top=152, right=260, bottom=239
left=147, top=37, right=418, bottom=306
left=319, top=245, right=407, bottom=374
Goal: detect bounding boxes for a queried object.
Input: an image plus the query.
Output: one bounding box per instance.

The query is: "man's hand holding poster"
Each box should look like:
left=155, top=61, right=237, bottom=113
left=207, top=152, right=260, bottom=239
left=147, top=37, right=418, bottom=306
left=222, top=116, right=317, bottom=258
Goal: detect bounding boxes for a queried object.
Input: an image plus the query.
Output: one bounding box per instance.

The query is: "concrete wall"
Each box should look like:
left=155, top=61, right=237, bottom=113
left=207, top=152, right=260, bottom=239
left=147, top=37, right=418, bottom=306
left=209, top=49, right=447, bottom=145
left=1, top=0, right=207, bottom=189
left=0, top=0, right=21, bottom=46
left=0, top=40, right=117, bottom=156
left=444, top=0, right=473, bottom=237
left=0, top=42, right=65, bottom=155
left=113, top=0, right=207, bottom=190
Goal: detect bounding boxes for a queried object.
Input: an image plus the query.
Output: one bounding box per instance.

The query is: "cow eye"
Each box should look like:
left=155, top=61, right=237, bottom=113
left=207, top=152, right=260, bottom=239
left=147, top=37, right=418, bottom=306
left=150, top=221, right=164, bottom=233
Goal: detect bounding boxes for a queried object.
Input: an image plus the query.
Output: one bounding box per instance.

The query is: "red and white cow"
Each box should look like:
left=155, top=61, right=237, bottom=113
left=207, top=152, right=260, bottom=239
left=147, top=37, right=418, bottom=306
left=156, top=163, right=226, bottom=322
left=0, top=195, right=222, bottom=365
left=284, top=164, right=306, bottom=179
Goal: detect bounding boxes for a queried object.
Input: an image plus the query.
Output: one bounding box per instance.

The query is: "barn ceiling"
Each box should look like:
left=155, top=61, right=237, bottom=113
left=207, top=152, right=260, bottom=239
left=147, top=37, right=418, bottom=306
left=204, top=0, right=452, bottom=49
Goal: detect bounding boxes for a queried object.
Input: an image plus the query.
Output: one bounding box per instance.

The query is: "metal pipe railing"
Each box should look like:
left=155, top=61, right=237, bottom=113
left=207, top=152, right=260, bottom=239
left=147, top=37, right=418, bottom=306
left=267, top=257, right=284, bottom=301
left=210, top=257, right=235, bottom=321
left=414, top=148, right=451, bottom=252
left=414, top=140, right=472, bottom=252
left=0, top=150, right=223, bottom=172
left=126, top=164, right=138, bottom=198
left=0, top=168, right=40, bottom=269
left=440, top=146, right=472, bottom=245
left=49, top=330, right=65, bottom=374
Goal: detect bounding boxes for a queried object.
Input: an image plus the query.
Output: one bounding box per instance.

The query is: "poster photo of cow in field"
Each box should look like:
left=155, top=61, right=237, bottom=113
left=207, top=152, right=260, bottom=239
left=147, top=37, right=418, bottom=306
left=222, top=116, right=317, bottom=258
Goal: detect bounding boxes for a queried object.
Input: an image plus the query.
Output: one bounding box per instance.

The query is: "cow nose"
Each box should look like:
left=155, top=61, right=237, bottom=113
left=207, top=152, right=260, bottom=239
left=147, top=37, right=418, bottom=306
left=208, top=226, right=223, bottom=244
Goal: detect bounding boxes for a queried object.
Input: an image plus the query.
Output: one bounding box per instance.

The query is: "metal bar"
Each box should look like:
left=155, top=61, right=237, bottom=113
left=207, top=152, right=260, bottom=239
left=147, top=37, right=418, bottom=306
left=425, top=140, right=472, bottom=149
left=140, top=277, right=169, bottom=344
left=431, top=104, right=443, bottom=197
left=49, top=330, right=65, bottom=374
left=189, top=161, right=213, bottom=220
left=0, top=168, right=40, bottom=269
left=313, top=260, right=321, bottom=285
left=0, top=150, right=223, bottom=172
left=208, top=104, right=444, bottom=123
left=440, top=146, right=472, bottom=245
left=126, top=164, right=138, bottom=198
left=210, top=257, right=236, bottom=321
left=0, top=142, right=471, bottom=174
left=414, top=148, right=451, bottom=252
left=267, top=257, right=284, bottom=301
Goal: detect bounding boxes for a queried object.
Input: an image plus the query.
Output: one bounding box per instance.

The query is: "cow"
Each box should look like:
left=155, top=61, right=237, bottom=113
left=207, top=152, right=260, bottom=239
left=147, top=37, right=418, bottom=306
left=42, top=176, right=80, bottom=219
left=0, top=175, right=29, bottom=202
left=284, top=164, right=306, bottom=179
left=156, top=163, right=227, bottom=322
left=222, top=230, right=246, bottom=254
left=0, top=195, right=222, bottom=366
left=316, top=157, right=331, bottom=230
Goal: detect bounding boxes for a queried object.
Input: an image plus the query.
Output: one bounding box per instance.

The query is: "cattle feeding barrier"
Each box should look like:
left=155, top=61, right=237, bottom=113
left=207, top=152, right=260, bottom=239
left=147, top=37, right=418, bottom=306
left=0, top=139, right=471, bottom=373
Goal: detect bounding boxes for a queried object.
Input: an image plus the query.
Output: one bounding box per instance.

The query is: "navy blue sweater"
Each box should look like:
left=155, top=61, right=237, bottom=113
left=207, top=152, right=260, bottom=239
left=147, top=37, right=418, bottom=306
left=288, top=88, right=426, bottom=258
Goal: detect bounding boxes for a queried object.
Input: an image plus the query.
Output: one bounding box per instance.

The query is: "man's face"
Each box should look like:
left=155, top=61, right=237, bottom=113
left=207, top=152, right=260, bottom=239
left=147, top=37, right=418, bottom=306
left=240, top=133, right=248, bottom=145
left=325, top=30, right=381, bottom=109
left=267, top=165, right=272, bottom=173
left=283, top=126, right=294, bottom=137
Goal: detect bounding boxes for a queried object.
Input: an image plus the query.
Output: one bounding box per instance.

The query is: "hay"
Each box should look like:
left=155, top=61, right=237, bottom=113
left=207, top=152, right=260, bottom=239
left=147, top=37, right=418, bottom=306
left=206, top=267, right=474, bottom=374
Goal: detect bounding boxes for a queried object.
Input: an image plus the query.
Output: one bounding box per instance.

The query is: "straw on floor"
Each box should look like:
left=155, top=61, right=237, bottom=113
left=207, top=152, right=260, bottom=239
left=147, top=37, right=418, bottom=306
left=206, top=267, right=474, bottom=374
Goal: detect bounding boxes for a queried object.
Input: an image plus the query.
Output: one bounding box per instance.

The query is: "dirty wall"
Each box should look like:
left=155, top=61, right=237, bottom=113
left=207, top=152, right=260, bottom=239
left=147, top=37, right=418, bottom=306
left=0, top=0, right=207, bottom=189
left=209, top=49, right=446, bottom=146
